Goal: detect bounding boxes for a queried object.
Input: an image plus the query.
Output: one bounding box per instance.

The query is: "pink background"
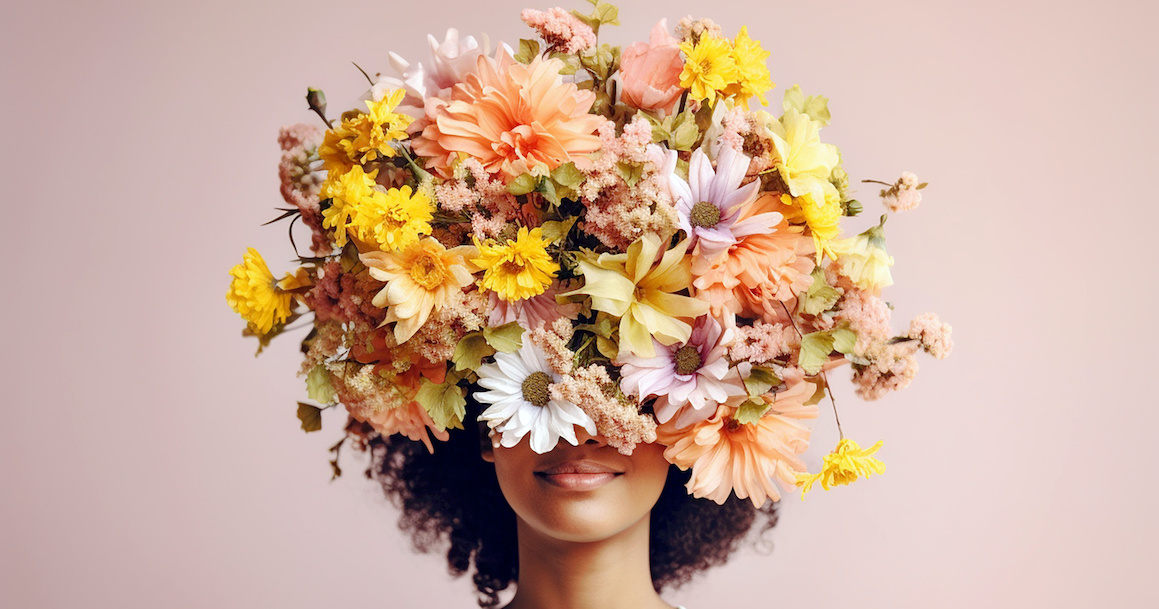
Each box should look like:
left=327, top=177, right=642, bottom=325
left=3, top=0, right=1156, bottom=607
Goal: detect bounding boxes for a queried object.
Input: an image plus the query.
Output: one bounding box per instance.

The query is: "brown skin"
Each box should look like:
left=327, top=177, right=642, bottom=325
left=482, top=428, right=676, bottom=609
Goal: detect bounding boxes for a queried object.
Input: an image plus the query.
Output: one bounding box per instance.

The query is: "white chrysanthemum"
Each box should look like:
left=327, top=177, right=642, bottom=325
left=476, top=341, right=597, bottom=453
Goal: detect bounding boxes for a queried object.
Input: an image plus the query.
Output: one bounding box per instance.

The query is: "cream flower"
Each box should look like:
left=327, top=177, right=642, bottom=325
left=831, top=215, right=894, bottom=295
left=766, top=107, right=840, bottom=203
left=476, top=340, right=597, bottom=454
left=360, top=237, right=477, bottom=343
left=568, top=234, right=710, bottom=358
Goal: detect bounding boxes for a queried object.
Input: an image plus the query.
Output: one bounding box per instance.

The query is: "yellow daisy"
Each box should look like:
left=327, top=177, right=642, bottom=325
left=317, top=88, right=413, bottom=174
left=226, top=248, right=301, bottom=335
left=796, top=438, right=886, bottom=499
left=725, top=26, right=773, bottom=109
left=678, top=35, right=738, bottom=104
left=320, top=166, right=432, bottom=252
left=472, top=227, right=559, bottom=302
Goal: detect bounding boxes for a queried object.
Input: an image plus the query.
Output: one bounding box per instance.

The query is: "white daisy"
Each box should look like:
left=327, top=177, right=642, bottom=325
left=476, top=341, right=597, bottom=454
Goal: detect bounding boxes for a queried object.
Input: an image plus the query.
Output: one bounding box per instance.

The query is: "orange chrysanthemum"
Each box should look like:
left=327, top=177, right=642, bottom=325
left=693, top=193, right=816, bottom=320
left=656, top=368, right=820, bottom=507
left=413, top=50, right=605, bottom=181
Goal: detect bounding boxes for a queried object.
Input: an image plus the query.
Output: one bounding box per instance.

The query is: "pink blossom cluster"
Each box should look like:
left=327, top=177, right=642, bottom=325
left=277, top=124, right=329, bottom=253
left=435, top=158, right=523, bottom=239
left=729, top=321, right=801, bottom=364
left=852, top=341, right=920, bottom=401
left=882, top=171, right=923, bottom=212
left=306, top=261, right=387, bottom=327
left=520, top=7, right=596, bottom=55
left=907, top=312, right=953, bottom=359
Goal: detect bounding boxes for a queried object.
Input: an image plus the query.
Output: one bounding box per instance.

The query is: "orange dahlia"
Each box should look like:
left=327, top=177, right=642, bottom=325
left=656, top=368, right=820, bottom=507
left=413, top=49, right=605, bottom=181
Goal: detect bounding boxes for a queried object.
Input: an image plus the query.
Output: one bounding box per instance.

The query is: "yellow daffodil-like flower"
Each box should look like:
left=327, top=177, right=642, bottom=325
left=724, top=26, right=773, bottom=109
left=831, top=215, right=894, bottom=295
left=766, top=107, right=840, bottom=203
left=360, top=237, right=477, bottom=343
left=318, top=88, right=414, bottom=174
left=320, top=165, right=432, bottom=252
left=678, top=35, right=738, bottom=104
left=796, top=438, right=886, bottom=499
left=472, top=227, right=559, bottom=302
left=226, top=248, right=305, bottom=335
left=568, top=234, right=710, bottom=358
left=780, top=182, right=843, bottom=263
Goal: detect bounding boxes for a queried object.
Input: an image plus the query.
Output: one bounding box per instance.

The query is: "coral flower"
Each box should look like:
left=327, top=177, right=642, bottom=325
left=568, top=234, right=709, bottom=358
left=657, top=368, right=820, bottom=506
left=620, top=19, right=685, bottom=113
left=472, top=226, right=559, bottom=301
left=617, top=314, right=746, bottom=429
left=414, top=50, right=605, bottom=181
left=360, top=237, right=477, bottom=343
left=796, top=438, right=886, bottom=499
left=226, top=248, right=303, bottom=335
left=693, top=194, right=816, bottom=319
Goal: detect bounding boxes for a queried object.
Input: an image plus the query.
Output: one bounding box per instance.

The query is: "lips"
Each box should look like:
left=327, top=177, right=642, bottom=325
left=534, top=460, right=623, bottom=491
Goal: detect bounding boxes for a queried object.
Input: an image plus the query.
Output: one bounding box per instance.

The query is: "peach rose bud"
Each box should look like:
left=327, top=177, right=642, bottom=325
left=619, top=19, right=685, bottom=114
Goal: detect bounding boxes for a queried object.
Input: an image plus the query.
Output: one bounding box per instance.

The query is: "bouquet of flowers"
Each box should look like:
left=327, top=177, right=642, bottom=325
left=227, top=1, right=952, bottom=507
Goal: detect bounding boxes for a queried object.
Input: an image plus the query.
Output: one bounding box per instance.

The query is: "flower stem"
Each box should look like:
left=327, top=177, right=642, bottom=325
left=861, top=179, right=892, bottom=186
left=779, top=295, right=845, bottom=439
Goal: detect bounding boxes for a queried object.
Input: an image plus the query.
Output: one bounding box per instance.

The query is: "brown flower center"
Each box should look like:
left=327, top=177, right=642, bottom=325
left=409, top=253, right=447, bottom=290
left=521, top=371, right=552, bottom=407
left=674, top=344, right=702, bottom=376
left=501, top=259, right=524, bottom=274
left=723, top=418, right=743, bottom=434
left=689, top=201, right=721, bottom=228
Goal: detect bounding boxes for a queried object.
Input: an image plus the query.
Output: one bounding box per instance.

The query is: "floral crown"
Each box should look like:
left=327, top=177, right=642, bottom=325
left=227, top=1, right=953, bottom=507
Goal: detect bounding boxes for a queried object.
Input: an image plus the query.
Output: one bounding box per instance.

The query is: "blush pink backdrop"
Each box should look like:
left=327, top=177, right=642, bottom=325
left=2, top=0, right=1156, bottom=607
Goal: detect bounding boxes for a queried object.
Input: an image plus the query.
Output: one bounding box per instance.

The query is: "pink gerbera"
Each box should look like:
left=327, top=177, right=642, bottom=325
left=668, top=145, right=783, bottom=272
left=617, top=314, right=746, bottom=429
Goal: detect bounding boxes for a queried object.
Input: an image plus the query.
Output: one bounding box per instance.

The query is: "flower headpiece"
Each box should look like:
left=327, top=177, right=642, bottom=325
left=228, top=1, right=953, bottom=507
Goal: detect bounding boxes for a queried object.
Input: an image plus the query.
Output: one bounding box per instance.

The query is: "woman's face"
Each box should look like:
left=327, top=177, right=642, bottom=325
left=483, top=427, right=671, bottom=543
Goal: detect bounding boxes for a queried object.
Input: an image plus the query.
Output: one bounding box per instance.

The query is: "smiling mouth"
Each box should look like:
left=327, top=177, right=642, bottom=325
left=534, top=461, right=623, bottom=491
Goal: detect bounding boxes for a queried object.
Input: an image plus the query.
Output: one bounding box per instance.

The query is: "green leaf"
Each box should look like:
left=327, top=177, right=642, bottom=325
left=670, top=120, right=700, bottom=151
left=452, top=331, right=495, bottom=371
left=800, top=266, right=841, bottom=315
left=296, top=402, right=323, bottom=433
left=306, top=365, right=337, bottom=405
left=743, top=365, right=782, bottom=398
left=549, top=51, right=582, bottom=75
left=515, top=38, right=540, bottom=64
left=483, top=322, right=524, bottom=353
left=831, top=326, right=857, bottom=355
left=735, top=399, right=771, bottom=425
left=799, top=331, right=837, bottom=375
left=551, top=162, right=585, bottom=189
left=415, top=378, right=466, bottom=432
left=783, top=84, right=831, bottom=126
left=540, top=216, right=579, bottom=244
left=917, top=182, right=928, bottom=190
left=803, top=378, right=828, bottom=407
left=507, top=172, right=539, bottom=196
left=596, top=336, right=618, bottom=360
left=615, top=162, right=644, bottom=188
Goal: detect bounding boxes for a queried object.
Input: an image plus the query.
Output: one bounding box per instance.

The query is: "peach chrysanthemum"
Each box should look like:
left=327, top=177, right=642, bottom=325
left=360, top=237, right=477, bottom=343
left=413, top=50, right=605, bottom=181
left=657, top=368, right=820, bottom=507
left=693, top=193, right=815, bottom=320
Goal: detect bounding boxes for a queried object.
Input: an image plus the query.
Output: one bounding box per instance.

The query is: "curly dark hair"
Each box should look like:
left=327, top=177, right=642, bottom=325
left=366, top=399, right=779, bottom=608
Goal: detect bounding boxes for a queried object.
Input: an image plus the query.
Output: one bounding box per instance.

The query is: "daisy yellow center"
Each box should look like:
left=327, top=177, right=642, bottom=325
left=674, top=345, right=702, bottom=375
left=409, top=252, right=448, bottom=290
left=521, top=371, right=552, bottom=407
left=689, top=202, right=721, bottom=228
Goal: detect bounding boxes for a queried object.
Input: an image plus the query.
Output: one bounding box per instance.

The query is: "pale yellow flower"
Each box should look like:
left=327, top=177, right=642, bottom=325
left=766, top=107, right=840, bottom=203
left=781, top=186, right=843, bottom=263
left=568, top=234, right=709, bottom=358
left=796, top=438, right=886, bottom=499
left=831, top=216, right=894, bottom=295
left=472, top=227, right=559, bottom=302
left=226, top=248, right=301, bottom=335
left=360, top=238, right=477, bottom=343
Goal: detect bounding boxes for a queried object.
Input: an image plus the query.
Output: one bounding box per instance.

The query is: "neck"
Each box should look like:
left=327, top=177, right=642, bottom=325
left=504, top=513, right=671, bottom=609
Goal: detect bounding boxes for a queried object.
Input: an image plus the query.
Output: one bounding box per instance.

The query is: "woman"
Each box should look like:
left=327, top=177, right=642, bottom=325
left=368, top=397, right=778, bottom=609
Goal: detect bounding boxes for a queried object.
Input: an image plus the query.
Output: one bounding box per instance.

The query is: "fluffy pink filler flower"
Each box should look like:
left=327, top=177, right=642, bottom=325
left=521, top=7, right=596, bottom=54
left=907, top=312, right=953, bottom=359
left=882, top=171, right=923, bottom=212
